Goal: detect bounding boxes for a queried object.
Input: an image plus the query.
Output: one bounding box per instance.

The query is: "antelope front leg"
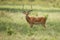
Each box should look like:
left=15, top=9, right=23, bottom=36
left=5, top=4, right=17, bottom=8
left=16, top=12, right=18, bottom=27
left=30, top=24, right=33, bottom=28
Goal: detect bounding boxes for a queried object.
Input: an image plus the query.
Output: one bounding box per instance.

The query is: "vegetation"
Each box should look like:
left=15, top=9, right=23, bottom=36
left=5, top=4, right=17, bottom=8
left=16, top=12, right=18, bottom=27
left=0, top=11, right=60, bottom=40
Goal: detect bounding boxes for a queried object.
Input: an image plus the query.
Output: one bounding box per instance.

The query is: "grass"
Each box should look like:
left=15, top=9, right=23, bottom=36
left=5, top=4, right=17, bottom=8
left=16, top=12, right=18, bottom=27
left=0, top=5, right=60, bottom=13
left=0, top=11, right=60, bottom=40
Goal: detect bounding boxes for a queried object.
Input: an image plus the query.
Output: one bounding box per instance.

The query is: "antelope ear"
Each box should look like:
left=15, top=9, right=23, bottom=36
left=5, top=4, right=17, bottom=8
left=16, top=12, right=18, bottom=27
left=22, top=11, right=26, bottom=14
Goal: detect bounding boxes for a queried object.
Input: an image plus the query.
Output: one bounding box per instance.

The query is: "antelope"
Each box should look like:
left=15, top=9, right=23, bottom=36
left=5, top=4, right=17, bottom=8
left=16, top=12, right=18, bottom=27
left=22, top=5, right=48, bottom=28
left=22, top=10, right=48, bottom=28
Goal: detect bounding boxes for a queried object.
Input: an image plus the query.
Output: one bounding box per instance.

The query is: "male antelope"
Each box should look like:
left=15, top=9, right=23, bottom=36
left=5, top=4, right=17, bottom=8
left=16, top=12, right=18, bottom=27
left=23, top=10, right=48, bottom=28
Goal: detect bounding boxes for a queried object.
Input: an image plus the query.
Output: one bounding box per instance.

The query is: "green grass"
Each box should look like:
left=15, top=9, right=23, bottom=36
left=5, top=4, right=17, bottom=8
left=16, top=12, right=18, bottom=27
left=0, top=11, right=60, bottom=40
left=0, top=5, right=60, bottom=13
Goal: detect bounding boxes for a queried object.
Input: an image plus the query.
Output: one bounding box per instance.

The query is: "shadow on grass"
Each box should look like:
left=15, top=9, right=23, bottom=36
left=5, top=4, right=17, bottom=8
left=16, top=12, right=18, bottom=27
left=0, top=22, right=21, bottom=31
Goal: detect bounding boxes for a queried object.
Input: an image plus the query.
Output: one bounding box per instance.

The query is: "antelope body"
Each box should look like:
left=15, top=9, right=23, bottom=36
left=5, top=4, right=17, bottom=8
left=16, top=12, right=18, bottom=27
left=23, top=10, right=48, bottom=28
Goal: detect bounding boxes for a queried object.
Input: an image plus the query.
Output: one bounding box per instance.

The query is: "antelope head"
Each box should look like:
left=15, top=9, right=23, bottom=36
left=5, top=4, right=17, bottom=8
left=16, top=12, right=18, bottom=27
left=22, top=4, right=33, bottom=15
left=22, top=10, right=32, bottom=15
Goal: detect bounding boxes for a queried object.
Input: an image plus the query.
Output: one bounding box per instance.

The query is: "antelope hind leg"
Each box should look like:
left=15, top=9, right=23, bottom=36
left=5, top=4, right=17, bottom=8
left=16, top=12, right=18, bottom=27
left=42, top=24, right=46, bottom=28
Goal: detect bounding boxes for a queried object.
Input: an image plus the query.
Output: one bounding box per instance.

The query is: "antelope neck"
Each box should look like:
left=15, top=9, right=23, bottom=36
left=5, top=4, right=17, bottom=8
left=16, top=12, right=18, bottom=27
left=26, top=14, right=29, bottom=19
left=25, top=13, right=30, bottom=23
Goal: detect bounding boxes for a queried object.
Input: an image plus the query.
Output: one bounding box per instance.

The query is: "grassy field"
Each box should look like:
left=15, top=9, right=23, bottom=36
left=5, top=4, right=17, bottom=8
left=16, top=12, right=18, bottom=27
left=0, top=11, right=60, bottom=40
left=0, top=0, right=60, bottom=40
